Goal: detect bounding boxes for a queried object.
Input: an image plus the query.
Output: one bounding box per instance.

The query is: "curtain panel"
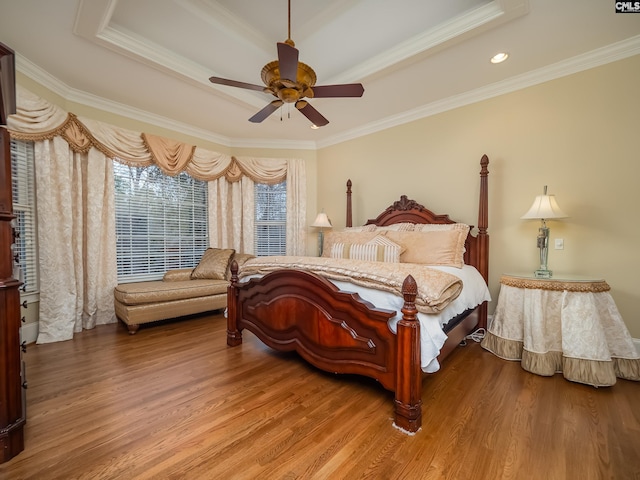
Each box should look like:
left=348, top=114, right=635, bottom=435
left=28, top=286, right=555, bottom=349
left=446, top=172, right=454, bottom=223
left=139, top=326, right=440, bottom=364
left=8, top=86, right=306, bottom=343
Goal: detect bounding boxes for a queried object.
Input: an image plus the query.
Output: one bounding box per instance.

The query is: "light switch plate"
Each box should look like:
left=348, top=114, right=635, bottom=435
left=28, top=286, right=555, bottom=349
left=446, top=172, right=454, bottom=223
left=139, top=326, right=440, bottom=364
left=554, top=238, right=564, bottom=250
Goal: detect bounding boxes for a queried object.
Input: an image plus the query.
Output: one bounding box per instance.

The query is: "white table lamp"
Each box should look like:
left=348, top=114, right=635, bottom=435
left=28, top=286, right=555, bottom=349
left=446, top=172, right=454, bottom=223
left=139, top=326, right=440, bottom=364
left=521, top=186, right=568, bottom=278
left=311, top=211, right=332, bottom=256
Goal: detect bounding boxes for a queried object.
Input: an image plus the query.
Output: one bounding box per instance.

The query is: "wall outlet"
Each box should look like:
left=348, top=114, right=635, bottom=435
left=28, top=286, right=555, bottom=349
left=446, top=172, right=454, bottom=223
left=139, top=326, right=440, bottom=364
left=554, top=238, right=564, bottom=250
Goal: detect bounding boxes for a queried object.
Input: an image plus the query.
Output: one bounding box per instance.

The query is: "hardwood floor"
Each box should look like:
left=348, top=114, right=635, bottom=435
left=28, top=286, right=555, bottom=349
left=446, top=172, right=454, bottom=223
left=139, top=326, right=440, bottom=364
left=1, top=313, right=639, bottom=479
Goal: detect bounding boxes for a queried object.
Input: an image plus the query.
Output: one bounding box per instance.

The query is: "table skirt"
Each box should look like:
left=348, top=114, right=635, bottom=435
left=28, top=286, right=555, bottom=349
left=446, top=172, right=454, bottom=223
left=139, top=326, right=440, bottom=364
left=482, top=281, right=640, bottom=387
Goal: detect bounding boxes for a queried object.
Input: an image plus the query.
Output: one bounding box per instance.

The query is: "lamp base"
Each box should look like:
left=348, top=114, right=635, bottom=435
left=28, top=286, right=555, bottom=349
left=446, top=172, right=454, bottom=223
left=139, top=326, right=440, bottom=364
left=534, top=269, right=552, bottom=279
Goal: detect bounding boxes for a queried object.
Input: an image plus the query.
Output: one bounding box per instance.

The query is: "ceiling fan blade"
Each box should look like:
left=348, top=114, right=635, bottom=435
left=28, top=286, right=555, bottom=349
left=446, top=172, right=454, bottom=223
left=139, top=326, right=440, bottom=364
left=249, top=100, right=284, bottom=123
left=209, top=76, right=265, bottom=92
left=277, top=42, right=299, bottom=82
left=311, top=84, right=364, bottom=98
left=296, top=102, right=329, bottom=127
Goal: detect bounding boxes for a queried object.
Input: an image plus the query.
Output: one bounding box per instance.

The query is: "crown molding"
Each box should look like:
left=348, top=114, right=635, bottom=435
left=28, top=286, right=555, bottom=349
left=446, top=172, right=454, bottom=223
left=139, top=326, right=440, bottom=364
left=16, top=34, right=640, bottom=151
left=228, top=137, right=317, bottom=150
left=333, top=1, right=513, bottom=84
left=16, top=53, right=233, bottom=146
left=15, top=53, right=317, bottom=150
left=317, top=35, right=640, bottom=149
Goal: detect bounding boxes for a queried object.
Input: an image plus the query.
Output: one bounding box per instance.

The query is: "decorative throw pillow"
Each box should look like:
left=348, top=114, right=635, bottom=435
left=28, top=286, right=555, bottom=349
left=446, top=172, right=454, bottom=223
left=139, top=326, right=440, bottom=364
left=321, top=230, right=380, bottom=257
left=191, top=248, right=235, bottom=280
left=384, top=229, right=468, bottom=267
left=330, top=235, right=402, bottom=263
left=367, top=234, right=406, bottom=254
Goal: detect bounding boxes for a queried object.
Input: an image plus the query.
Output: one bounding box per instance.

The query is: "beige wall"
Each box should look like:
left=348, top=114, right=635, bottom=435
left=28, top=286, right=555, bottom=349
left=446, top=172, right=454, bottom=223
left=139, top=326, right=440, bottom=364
left=16, top=55, right=640, bottom=339
left=317, top=55, right=640, bottom=338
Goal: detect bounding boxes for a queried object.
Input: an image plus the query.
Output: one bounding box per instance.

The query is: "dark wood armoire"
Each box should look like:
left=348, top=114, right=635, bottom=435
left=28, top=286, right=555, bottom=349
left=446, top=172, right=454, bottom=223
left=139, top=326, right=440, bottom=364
left=0, top=41, right=25, bottom=463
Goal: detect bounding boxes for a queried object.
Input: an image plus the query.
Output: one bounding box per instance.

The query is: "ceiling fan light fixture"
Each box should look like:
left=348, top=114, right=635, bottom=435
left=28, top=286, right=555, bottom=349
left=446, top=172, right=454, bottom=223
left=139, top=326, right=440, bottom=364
left=207, top=0, right=363, bottom=126
left=490, top=52, right=509, bottom=64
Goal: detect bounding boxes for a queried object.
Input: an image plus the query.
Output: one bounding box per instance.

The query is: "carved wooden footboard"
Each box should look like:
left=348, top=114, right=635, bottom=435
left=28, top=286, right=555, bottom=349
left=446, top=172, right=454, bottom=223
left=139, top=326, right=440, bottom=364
left=226, top=154, right=489, bottom=434
left=227, top=266, right=424, bottom=432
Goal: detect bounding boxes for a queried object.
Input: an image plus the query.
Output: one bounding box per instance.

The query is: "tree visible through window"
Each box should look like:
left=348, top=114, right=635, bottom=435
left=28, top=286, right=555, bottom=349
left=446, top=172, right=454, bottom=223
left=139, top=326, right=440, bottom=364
left=114, top=162, right=208, bottom=283
left=255, top=182, right=286, bottom=256
left=10, top=139, right=38, bottom=295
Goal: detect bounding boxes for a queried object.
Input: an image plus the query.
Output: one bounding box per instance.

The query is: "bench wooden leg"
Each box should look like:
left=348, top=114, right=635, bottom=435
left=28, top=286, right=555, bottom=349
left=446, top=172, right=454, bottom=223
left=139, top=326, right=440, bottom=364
left=127, top=324, right=139, bottom=335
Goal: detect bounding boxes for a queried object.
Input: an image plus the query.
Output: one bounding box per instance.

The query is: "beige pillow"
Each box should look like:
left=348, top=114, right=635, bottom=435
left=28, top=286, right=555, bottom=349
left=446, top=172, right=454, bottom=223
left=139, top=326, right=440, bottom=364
left=414, top=223, right=470, bottom=232
left=384, top=230, right=467, bottom=267
left=342, top=224, right=377, bottom=232
left=375, top=222, right=415, bottom=232
left=321, top=230, right=380, bottom=257
left=191, top=248, right=235, bottom=280
left=163, top=268, right=194, bottom=282
left=330, top=235, right=402, bottom=263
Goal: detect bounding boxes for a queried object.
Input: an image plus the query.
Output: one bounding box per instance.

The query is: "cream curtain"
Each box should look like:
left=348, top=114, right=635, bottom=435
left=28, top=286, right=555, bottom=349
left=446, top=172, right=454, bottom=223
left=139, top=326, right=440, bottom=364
left=208, top=156, right=307, bottom=255
left=209, top=175, right=255, bottom=253
left=8, top=86, right=306, bottom=342
left=34, top=138, right=117, bottom=342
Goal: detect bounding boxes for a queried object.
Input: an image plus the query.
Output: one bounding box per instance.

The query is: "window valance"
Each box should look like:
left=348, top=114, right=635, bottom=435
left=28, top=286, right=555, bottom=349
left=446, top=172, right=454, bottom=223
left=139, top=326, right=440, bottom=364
left=8, top=86, right=288, bottom=184
left=6, top=86, right=306, bottom=344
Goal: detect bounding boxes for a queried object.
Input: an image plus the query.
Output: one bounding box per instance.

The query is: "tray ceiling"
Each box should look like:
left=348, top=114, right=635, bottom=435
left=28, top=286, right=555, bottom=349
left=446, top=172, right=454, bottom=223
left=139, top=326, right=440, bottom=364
left=1, top=0, right=639, bottom=148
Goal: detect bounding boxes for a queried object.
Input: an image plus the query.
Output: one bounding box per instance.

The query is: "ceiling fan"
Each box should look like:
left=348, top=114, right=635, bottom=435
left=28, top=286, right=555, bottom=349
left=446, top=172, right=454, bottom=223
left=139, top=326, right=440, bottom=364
left=208, top=0, right=364, bottom=127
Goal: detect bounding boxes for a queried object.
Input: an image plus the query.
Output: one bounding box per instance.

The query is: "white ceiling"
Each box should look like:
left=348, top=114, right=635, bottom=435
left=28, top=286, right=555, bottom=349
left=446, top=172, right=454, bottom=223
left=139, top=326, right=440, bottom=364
left=1, top=0, right=639, bottom=149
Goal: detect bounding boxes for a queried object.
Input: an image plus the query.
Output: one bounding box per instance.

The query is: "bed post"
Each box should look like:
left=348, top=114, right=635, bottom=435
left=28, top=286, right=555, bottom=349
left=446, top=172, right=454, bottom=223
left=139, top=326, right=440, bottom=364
left=477, top=154, right=489, bottom=330
left=394, top=275, right=422, bottom=433
left=226, top=260, right=242, bottom=346
left=346, top=179, right=353, bottom=228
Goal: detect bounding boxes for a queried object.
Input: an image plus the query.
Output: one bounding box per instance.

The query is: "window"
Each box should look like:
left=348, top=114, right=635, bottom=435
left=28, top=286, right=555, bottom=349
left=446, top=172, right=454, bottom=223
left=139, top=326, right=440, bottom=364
left=114, top=162, right=208, bottom=283
left=10, top=139, right=38, bottom=295
left=254, top=182, right=287, bottom=256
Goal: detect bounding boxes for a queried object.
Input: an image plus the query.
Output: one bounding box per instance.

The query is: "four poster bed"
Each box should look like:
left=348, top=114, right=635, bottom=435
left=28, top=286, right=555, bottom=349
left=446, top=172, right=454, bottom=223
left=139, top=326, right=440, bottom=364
left=227, top=154, right=490, bottom=433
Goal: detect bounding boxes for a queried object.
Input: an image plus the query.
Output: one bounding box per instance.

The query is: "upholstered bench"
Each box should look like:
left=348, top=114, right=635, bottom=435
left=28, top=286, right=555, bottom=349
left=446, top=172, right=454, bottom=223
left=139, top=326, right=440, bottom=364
left=114, top=249, right=253, bottom=334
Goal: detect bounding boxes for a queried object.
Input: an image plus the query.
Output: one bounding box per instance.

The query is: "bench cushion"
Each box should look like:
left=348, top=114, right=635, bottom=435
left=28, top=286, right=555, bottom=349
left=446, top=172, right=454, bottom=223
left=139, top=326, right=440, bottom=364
left=114, top=279, right=228, bottom=306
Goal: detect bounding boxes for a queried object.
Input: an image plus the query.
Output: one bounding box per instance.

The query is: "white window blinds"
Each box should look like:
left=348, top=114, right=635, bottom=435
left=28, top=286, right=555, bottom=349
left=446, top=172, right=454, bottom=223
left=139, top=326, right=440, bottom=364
left=254, top=182, right=287, bottom=256
left=114, top=162, right=208, bottom=283
left=10, top=139, right=38, bottom=295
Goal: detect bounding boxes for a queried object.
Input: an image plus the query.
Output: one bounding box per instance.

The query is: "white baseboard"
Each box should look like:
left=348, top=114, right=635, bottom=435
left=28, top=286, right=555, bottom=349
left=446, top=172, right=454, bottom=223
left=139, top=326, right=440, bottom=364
left=20, top=322, right=39, bottom=345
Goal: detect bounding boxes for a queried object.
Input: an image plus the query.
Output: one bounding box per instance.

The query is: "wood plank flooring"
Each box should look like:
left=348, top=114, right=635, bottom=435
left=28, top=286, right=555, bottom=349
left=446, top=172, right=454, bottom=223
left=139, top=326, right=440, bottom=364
left=1, top=313, right=639, bottom=479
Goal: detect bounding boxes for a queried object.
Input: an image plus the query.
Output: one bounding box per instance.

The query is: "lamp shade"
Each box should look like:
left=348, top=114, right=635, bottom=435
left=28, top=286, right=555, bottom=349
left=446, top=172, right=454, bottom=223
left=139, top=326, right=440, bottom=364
left=521, top=188, right=568, bottom=220
left=311, top=212, right=332, bottom=228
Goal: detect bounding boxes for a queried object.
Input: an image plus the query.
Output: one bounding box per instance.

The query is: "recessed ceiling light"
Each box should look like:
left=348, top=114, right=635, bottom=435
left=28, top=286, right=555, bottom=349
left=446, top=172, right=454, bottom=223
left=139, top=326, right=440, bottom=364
left=490, top=52, right=509, bottom=64
left=310, top=124, right=320, bottom=129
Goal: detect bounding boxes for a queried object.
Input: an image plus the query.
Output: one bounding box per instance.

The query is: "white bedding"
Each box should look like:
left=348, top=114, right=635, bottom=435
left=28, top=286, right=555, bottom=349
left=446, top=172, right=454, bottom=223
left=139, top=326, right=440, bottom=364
left=241, top=264, right=490, bottom=374
left=331, top=264, right=491, bottom=373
